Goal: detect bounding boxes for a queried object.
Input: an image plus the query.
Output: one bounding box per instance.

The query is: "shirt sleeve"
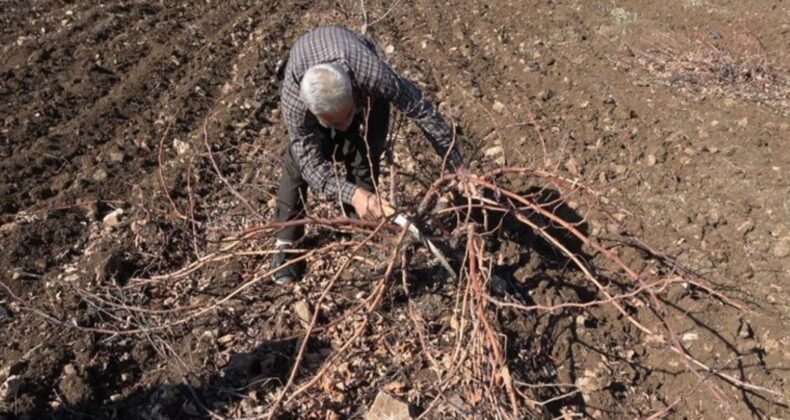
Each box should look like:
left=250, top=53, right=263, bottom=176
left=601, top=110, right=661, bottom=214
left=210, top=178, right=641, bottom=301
left=367, top=63, right=464, bottom=170
left=287, top=116, right=358, bottom=205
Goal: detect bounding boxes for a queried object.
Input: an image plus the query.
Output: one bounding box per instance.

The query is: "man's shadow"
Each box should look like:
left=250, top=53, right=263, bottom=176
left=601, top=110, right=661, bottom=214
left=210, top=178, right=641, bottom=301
left=399, top=185, right=595, bottom=417
left=488, top=186, right=590, bottom=287
left=406, top=186, right=592, bottom=297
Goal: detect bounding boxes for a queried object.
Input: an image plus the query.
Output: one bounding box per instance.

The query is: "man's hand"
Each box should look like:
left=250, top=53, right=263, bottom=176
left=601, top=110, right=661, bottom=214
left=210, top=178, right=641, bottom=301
left=454, top=165, right=479, bottom=198
left=351, top=188, right=390, bottom=221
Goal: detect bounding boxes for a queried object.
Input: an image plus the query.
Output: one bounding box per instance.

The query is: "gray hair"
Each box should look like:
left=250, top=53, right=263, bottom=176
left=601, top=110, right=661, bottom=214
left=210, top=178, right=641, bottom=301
left=299, top=63, right=353, bottom=115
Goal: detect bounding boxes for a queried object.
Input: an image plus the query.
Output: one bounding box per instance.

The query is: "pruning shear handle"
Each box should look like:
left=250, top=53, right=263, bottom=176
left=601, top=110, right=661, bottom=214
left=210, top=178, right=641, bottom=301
left=381, top=202, right=457, bottom=279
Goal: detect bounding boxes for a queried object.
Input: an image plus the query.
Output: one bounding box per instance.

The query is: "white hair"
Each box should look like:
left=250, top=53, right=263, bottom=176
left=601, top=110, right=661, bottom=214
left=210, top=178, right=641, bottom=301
left=299, top=63, right=353, bottom=115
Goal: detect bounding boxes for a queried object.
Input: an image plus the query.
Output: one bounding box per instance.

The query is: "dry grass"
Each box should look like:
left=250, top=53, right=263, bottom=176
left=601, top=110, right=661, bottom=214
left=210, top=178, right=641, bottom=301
left=629, top=30, right=790, bottom=114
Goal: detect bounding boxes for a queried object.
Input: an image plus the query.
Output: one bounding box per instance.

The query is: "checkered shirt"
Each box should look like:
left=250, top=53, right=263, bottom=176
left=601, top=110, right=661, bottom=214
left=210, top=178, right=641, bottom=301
left=280, top=25, right=464, bottom=204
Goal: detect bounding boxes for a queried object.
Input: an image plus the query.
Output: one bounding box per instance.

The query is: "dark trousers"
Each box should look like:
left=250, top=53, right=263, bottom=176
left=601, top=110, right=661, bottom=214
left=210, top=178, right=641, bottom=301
left=274, top=98, right=390, bottom=242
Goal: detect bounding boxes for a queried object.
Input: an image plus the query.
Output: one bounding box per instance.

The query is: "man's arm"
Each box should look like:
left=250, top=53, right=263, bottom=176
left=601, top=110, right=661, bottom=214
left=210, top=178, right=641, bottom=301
left=289, top=121, right=390, bottom=219
left=288, top=121, right=358, bottom=205
left=366, top=63, right=464, bottom=171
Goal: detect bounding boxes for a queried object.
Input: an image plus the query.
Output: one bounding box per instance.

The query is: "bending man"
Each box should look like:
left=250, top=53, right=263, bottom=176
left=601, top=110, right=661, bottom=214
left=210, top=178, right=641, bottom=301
left=271, top=25, right=467, bottom=284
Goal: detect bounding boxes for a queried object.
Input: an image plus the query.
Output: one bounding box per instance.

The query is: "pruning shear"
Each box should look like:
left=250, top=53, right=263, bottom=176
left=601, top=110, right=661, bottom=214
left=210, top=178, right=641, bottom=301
left=382, top=202, right=457, bottom=279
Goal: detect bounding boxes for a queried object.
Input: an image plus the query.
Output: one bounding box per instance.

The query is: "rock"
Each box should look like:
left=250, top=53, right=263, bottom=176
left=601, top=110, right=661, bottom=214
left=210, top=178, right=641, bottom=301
left=706, top=208, right=723, bottom=227
left=102, top=208, right=124, bottom=228
left=92, top=169, right=108, bottom=182
left=484, top=145, right=506, bottom=166
left=738, top=322, right=753, bottom=339
left=576, top=368, right=606, bottom=401
left=108, top=150, right=125, bottom=163
left=484, top=146, right=503, bottom=157
left=770, top=238, right=790, bottom=258
left=612, top=164, right=627, bottom=175
left=366, top=391, right=413, bottom=420
left=737, top=220, right=755, bottom=236
left=293, top=299, right=312, bottom=324
left=243, top=99, right=261, bottom=110
left=681, top=332, right=698, bottom=342
left=173, top=139, right=191, bottom=155
left=385, top=44, right=395, bottom=54
left=565, top=157, right=580, bottom=176
left=0, top=222, right=17, bottom=234
left=737, top=117, right=748, bottom=127
left=63, top=364, right=77, bottom=376
left=645, top=154, right=657, bottom=166
left=492, top=101, right=505, bottom=113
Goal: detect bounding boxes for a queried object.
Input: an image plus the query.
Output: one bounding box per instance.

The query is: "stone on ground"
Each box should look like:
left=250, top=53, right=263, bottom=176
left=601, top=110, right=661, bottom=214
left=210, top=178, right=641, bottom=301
left=365, top=391, right=413, bottom=420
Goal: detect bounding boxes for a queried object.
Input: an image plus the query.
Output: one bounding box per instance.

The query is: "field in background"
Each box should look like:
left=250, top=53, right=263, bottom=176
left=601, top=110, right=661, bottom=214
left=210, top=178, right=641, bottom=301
left=1, top=1, right=788, bottom=418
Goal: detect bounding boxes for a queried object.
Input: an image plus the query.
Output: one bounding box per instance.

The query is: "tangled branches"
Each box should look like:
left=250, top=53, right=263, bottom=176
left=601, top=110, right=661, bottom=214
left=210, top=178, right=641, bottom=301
left=627, top=30, right=790, bottom=114
left=2, top=160, right=782, bottom=418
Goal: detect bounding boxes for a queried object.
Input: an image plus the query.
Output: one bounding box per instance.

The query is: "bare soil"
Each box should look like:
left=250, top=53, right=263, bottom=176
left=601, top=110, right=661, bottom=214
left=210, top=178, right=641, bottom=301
left=1, top=1, right=788, bottom=419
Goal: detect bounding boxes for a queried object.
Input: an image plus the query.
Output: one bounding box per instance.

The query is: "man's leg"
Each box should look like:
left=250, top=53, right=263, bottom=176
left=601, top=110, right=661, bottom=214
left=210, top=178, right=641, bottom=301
left=274, top=144, right=308, bottom=242
left=271, top=144, right=308, bottom=284
left=345, top=98, right=390, bottom=194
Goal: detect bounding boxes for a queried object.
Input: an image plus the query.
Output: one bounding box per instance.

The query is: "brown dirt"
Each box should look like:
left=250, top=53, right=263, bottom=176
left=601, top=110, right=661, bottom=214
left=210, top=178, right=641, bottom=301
left=1, top=0, right=788, bottom=418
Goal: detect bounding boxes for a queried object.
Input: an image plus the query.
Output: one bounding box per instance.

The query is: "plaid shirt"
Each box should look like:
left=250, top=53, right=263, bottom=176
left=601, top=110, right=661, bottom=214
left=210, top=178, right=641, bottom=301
left=280, top=25, right=464, bottom=204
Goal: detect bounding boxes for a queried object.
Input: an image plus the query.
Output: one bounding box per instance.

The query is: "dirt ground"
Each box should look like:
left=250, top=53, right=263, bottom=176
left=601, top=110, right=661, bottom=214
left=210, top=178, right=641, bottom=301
left=1, top=0, right=788, bottom=418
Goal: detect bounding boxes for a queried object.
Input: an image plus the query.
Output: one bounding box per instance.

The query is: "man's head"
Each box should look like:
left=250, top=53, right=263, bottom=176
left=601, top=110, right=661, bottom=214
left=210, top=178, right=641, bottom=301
left=300, top=63, right=355, bottom=131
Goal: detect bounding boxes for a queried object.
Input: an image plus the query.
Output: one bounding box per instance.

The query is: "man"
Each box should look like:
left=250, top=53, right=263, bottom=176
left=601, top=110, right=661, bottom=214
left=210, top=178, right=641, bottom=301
left=271, top=25, right=469, bottom=284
